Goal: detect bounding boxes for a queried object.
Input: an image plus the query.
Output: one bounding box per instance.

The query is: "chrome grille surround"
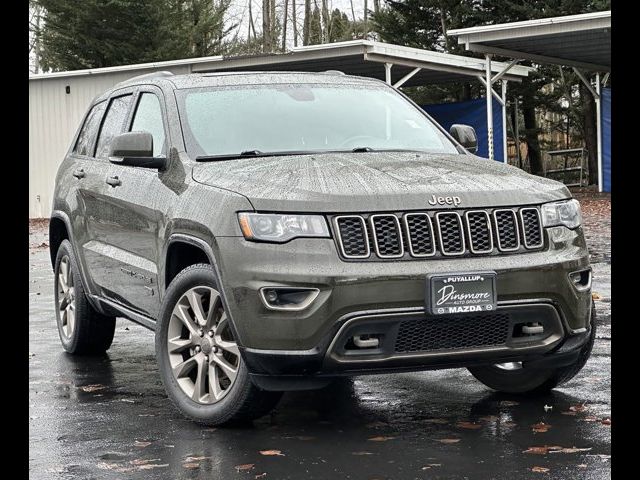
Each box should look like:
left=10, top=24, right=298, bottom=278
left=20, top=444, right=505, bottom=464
left=493, top=209, right=521, bottom=252
left=435, top=212, right=465, bottom=256
left=332, top=206, right=544, bottom=261
left=369, top=214, right=404, bottom=258
left=465, top=210, right=494, bottom=254
left=519, top=207, right=544, bottom=249
left=333, top=215, right=370, bottom=259
left=403, top=213, right=436, bottom=257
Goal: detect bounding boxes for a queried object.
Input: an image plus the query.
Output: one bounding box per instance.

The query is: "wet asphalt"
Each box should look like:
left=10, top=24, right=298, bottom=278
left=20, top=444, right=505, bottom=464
left=28, top=218, right=611, bottom=480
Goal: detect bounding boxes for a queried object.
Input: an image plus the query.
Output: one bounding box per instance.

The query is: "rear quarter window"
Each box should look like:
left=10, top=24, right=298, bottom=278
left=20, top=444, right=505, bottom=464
left=73, top=101, right=107, bottom=156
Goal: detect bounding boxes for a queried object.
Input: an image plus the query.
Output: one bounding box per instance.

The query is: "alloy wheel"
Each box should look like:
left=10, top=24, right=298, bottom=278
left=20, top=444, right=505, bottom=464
left=57, top=255, right=76, bottom=339
left=167, top=286, right=240, bottom=404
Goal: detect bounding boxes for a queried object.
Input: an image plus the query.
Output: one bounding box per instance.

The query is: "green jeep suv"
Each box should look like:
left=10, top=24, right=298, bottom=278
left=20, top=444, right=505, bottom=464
left=50, top=71, right=595, bottom=425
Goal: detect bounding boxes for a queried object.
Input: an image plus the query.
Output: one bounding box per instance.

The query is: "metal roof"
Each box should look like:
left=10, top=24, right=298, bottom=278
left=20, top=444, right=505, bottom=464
left=28, top=40, right=532, bottom=85
left=448, top=11, right=611, bottom=71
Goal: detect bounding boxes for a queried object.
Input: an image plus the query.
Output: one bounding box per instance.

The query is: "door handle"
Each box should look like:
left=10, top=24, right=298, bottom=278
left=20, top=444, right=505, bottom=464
left=106, top=175, right=122, bottom=187
left=72, top=168, right=86, bottom=179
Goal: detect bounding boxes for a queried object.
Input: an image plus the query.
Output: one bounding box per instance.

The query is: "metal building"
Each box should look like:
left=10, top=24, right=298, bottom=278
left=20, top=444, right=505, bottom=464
left=29, top=40, right=531, bottom=218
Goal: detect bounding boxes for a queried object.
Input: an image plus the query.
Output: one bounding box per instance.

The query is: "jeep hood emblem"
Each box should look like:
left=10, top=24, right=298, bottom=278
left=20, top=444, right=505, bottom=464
left=428, top=194, right=461, bottom=207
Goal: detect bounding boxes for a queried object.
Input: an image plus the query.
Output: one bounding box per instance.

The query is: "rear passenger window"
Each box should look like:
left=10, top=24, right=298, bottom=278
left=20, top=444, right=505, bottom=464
left=73, top=101, right=106, bottom=156
left=130, top=93, right=166, bottom=156
left=95, top=94, right=134, bottom=159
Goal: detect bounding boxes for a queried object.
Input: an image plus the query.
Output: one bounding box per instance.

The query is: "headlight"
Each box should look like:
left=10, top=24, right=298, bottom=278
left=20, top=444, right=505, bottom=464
left=541, top=199, right=582, bottom=229
left=238, top=213, right=330, bottom=242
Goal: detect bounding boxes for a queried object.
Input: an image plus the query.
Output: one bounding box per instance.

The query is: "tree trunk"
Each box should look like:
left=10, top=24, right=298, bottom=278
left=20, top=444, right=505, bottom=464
left=270, top=0, right=276, bottom=49
left=303, top=0, right=311, bottom=45
left=580, top=81, right=598, bottom=186
left=262, top=0, right=271, bottom=52
left=440, top=8, right=450, bottom=52
left=282, top=0, right=289, bottom=50
left=292, top=0, right=297, bottom=46
left=522, top=92, right=543, bottom=176
left=363, top=0, right=368, bottom=39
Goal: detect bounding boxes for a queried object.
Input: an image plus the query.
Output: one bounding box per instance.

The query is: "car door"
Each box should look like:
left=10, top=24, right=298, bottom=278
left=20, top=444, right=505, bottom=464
left=80, top=90, right=138, bottom=301
left=61, top=100, right=110, bottom=295
left=95, top=87, right=171, bottom=317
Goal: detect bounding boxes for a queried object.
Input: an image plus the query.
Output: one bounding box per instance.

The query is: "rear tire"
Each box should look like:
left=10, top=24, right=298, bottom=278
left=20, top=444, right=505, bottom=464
left=53, top=240, right=116, bottom=354
left=468, top=302, right=597, bottom=394
left=155, top=263, right=282, bottom=425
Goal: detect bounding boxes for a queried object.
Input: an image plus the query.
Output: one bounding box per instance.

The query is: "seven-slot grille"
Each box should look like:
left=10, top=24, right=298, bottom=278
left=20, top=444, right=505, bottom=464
left=332, top=207, right=543, bottom=260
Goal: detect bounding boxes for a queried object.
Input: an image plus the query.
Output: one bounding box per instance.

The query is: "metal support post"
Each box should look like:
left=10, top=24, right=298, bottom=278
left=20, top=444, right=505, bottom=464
left=595, top=72, right=603, bottom=192
left=501, top=80, right=508, bottom=164
left=486, top=54, right=494, bottom=160
left=384, top=63, right=392, bottom=85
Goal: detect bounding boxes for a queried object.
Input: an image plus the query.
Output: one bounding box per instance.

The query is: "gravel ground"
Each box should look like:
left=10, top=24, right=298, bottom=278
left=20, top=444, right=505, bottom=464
left=28, top=196, right=611, bottom=480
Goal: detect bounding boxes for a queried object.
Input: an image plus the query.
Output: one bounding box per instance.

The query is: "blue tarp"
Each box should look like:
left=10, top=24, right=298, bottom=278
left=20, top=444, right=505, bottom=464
left=602, top=87, right=611, bottom=192
left=422, top=97, right=504, bottom=162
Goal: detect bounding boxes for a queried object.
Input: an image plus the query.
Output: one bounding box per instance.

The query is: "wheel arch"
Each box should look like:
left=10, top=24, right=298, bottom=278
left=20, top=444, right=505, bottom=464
left=163, top=233, right=245, bottom=346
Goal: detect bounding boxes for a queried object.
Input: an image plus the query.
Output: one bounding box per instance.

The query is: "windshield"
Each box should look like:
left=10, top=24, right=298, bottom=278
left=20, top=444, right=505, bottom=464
left=176, top=83, right=459, bottom=158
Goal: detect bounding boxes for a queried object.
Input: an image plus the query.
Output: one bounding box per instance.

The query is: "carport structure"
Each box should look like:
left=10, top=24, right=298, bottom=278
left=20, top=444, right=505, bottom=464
left=449, top=11, right=611, bottom=191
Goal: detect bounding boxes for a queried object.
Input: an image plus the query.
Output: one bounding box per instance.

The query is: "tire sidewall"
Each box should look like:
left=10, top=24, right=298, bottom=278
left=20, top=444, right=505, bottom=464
left=155, top=264, right=252, bottom=423
left=53, top=240, right=88, bottom=352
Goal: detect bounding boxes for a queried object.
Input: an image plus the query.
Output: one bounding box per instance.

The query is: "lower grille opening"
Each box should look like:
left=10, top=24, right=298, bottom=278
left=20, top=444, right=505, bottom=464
left=395, top=313, right=511, bottom=353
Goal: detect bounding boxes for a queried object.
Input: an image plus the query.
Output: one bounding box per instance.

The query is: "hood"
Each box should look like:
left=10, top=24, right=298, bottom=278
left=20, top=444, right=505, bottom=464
left=192, top=151, right=570, bottom=212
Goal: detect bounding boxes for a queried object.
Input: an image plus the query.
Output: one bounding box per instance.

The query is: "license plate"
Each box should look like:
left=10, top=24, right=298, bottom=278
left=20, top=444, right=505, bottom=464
left=427, top=272, right=497, bottom=315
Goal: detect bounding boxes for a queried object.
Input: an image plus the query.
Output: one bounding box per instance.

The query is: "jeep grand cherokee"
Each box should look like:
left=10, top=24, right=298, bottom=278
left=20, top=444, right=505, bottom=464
left=50, top=71, right=595, bottom=425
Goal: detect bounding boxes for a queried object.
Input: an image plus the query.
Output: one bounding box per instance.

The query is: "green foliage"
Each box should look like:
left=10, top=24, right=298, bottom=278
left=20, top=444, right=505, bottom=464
left=34, top=0, right=233, bottom=71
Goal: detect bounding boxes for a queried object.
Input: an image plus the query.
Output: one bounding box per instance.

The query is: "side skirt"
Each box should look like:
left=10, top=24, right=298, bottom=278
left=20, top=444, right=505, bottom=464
left=90, top=295, right=156, bottom=331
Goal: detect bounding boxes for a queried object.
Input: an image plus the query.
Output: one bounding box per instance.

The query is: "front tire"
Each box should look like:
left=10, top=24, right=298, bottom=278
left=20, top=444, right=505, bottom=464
left=468, top=302, right=597, bottom=394
left=53, top=239, right=116, bottom=354
left=155, top=263, right=282, bottom=425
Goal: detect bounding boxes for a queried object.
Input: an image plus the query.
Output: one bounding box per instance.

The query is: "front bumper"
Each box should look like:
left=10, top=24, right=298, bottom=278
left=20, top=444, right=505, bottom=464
left=211, top=225, right=591, bottom=382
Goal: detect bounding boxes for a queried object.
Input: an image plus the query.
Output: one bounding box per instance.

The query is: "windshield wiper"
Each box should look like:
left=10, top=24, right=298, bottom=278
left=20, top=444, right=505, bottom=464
left=351, top=147, right=374, bottom=152
left=196, top=150, right=321, bottom=162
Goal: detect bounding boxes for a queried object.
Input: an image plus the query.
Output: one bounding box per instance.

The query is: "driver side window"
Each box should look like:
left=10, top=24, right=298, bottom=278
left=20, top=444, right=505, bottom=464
left=130, top=93, right=166, bottom=156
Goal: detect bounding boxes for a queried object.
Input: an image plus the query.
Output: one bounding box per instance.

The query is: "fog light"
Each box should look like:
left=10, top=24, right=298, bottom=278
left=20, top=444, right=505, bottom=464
left=259, top=287, right=320, bottom=311
left=569, top=269, right=591, bottom=291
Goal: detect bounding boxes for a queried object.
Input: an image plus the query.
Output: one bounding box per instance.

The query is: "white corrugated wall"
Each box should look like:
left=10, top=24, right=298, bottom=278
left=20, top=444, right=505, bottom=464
left=28, top=65, right=191, bottom=218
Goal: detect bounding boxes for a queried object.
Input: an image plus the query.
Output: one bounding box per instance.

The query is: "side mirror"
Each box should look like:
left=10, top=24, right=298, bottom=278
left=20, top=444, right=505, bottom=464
left=449, top=124, right=478, bottom=154
left=109, top=131, right=166, bottom=169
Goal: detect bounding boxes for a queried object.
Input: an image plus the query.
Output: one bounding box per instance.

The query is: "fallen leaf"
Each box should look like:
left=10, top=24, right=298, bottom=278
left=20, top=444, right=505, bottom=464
left=592, top=292, right=602, bottom=300
left=532, top=423, right=551, bottom=433
left=80, top=384, right=106, bottom=393
left=570, top=403, right=588, bottom=413
left=137, top=464, right=169, bottom=470
left=601, top=418, right=611, bottom=425
left=437, top=438, right=460, bottom=444
left=351, top=451, right=374, bottom=455
left=583, top=416, right=598, bottom=422
left=120, top=399, right=135, bottom=403
left=549, top=447, right=592, bottom=454
left=523, top=446, right=563, bottom=455
left=543, top=405, right=553, bottom=412
left=531, top=466, right=550, bottom=473
left=183, top=463, right=199, bottom=469
left=368, top=436, right=396, bottom=442
left=130, top=459, right=161, bottom=466
left=456, top=421, right=482, bottom=430
left=259, top=450, right=284, bottom=456
left=184, top=456, right=210, bottom=462
left=423, top=418, right=448, bottom=424
left=134, top=441, right=152, bottom=448
left=235, top=464, right=255, bottom=472
left=422, top=463, right=442, bottom=469
left=479, top=415, right=499, bottom=422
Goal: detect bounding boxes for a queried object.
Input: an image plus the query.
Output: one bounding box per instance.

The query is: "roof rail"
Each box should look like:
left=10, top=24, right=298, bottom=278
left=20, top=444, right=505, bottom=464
left=114, top=70, right=174, bottom=87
